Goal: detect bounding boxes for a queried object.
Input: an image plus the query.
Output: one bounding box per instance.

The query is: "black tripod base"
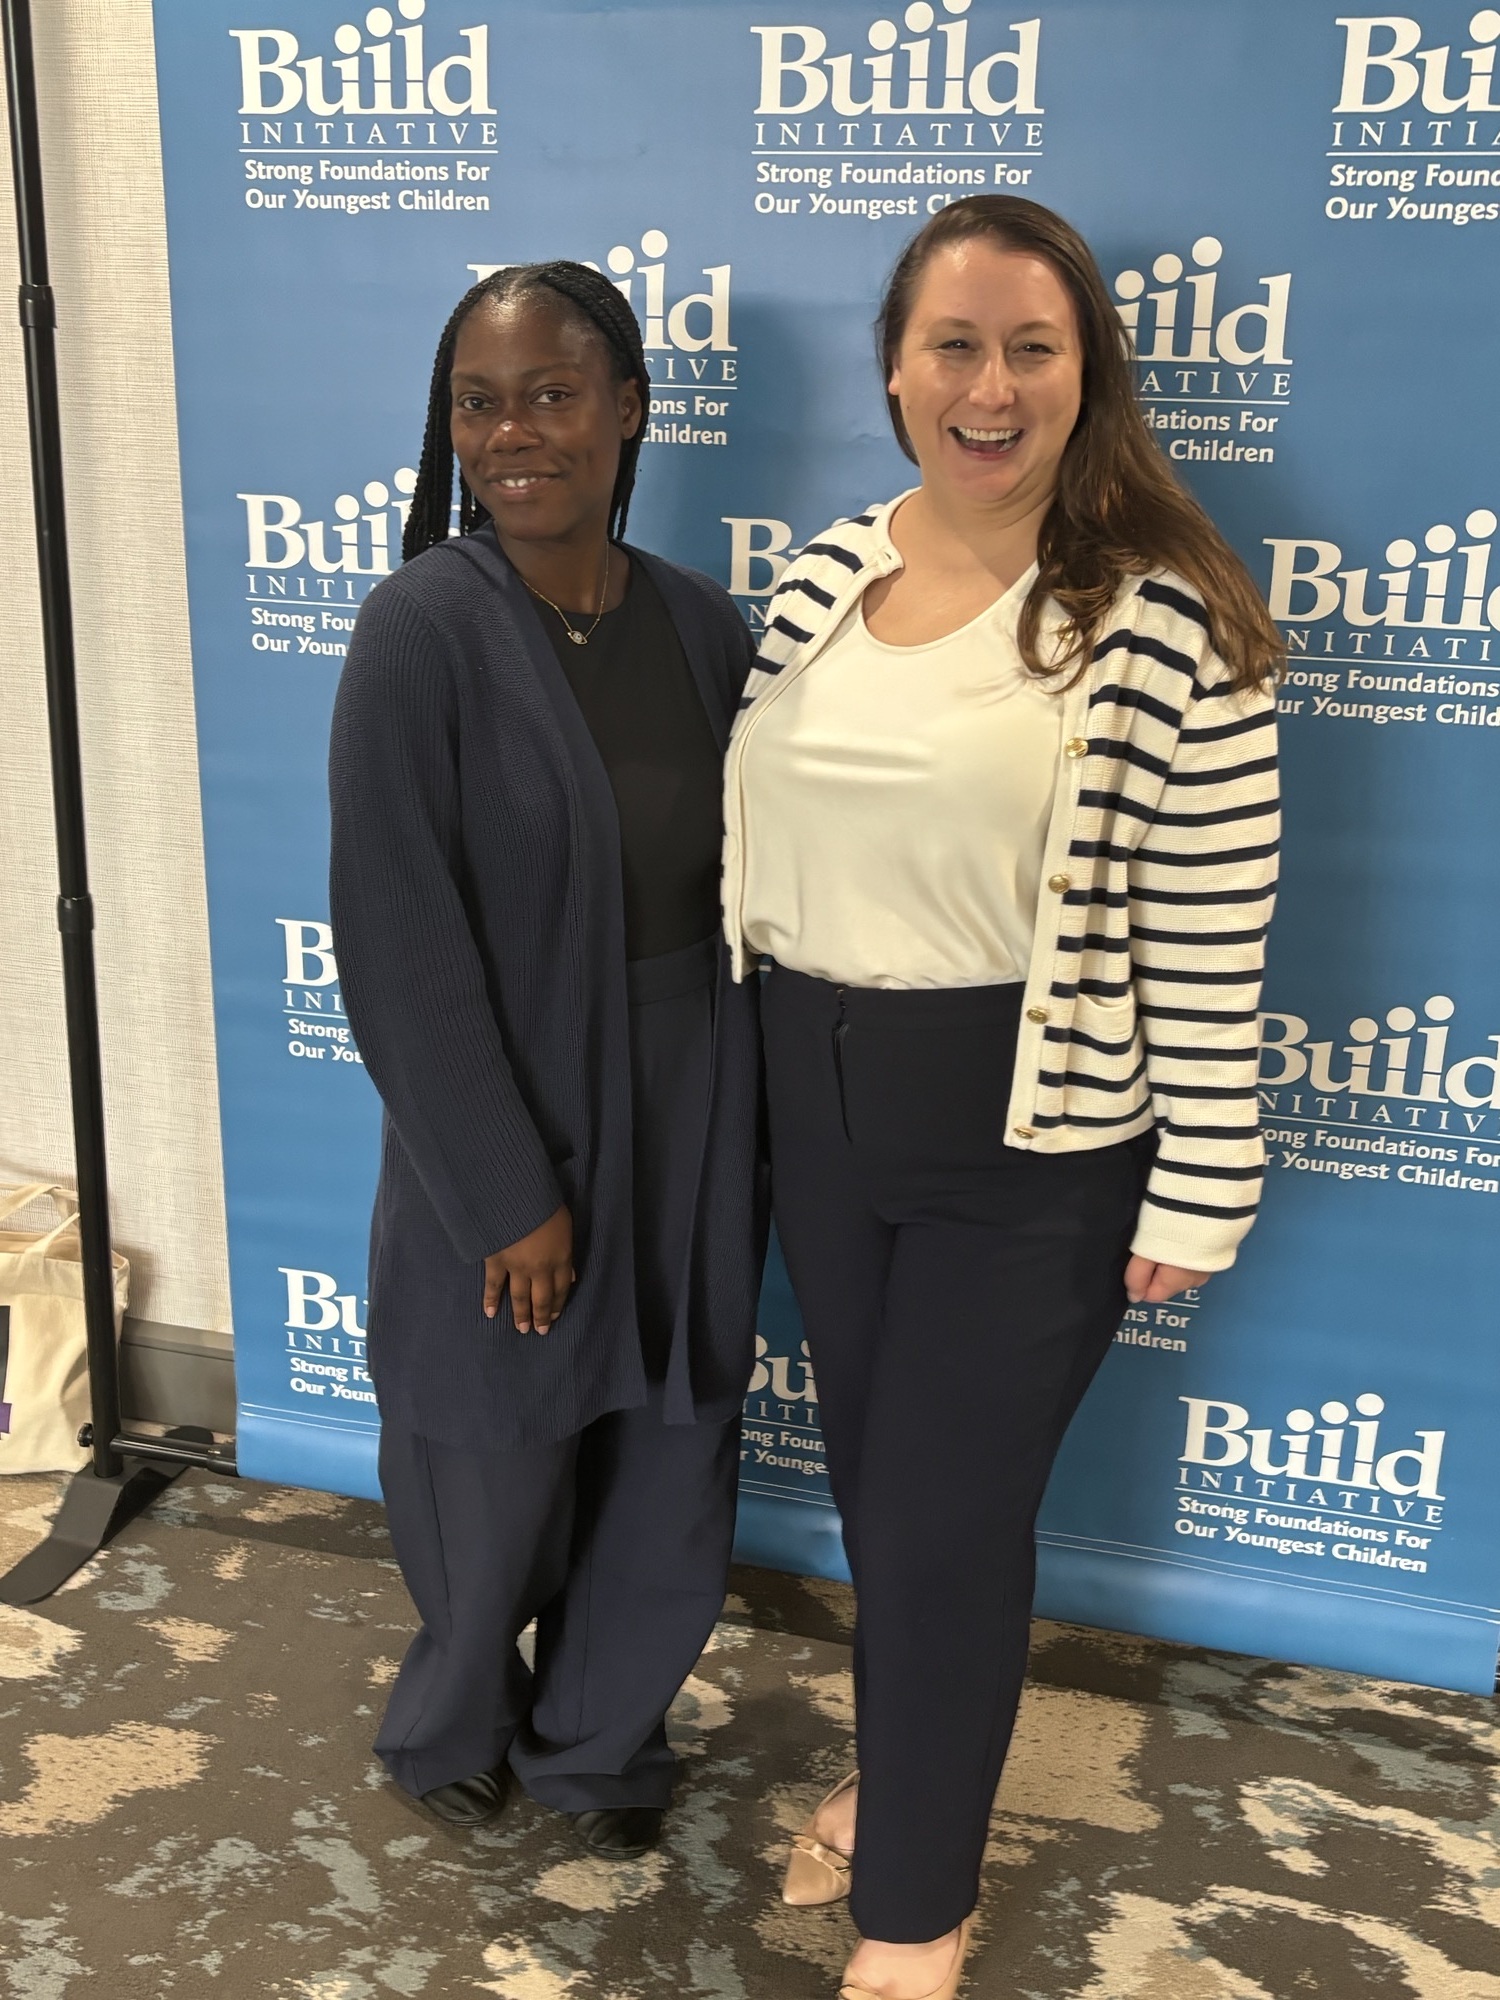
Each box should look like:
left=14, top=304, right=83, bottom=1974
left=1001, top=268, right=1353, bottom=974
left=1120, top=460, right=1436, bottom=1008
left=0, top=1456, right=183, bottom=1606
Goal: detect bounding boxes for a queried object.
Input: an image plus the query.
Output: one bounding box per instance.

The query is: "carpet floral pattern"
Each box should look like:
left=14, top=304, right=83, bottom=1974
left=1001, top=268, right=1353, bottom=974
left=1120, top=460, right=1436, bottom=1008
left=0, top=1470, right=1495, bottom=1998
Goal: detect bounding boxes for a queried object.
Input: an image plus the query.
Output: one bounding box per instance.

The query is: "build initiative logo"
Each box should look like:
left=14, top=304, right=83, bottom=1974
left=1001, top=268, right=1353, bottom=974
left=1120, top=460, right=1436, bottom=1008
left=1327, top=11, right=1500, bottom=224
left=232, top=1, right=497, bottom=213
left=276, top=920, right=363, bottom=1071
left=1112, top=236, right=1292, bottom=467
left=1266, top=506, right=1500, bottom=728
left=233, top=2, right=493, bottom=126
left=280, top=1268, right=375, bottom=1407
left=750, top=3, right=1045, bottom=220
left=1176, top=1389, right=1446, bottom=1574
left=241, top=466, right=417, bottom=610
left=1259, top=990, right=1500, bottom=1171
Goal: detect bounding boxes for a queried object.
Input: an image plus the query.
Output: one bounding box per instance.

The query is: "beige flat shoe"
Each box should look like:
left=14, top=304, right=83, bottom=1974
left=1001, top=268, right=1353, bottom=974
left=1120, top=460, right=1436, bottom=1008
left=838, top=1917, right=974, bottom=2000
left=782, top=1770, right=858, bottom=1906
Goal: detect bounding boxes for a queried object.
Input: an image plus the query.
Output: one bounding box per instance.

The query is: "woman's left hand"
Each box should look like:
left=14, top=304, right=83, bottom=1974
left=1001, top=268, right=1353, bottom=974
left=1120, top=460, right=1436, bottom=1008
left=1124, top=1256, right=1211, bottom=1305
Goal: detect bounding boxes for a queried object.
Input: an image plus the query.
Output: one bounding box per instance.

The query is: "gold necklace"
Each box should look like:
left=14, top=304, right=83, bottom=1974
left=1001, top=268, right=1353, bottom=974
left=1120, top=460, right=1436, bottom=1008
left=523, top=546, right=611, bottom=646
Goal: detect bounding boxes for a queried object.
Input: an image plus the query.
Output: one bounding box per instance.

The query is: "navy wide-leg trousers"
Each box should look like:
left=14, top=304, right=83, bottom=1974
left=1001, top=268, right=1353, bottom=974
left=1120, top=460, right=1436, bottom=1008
left=374, top=939, right=739, bottom=1810
left=762, top=964, right=1152, bottom=1943
left=374, top=1390, right=738, bottom=1806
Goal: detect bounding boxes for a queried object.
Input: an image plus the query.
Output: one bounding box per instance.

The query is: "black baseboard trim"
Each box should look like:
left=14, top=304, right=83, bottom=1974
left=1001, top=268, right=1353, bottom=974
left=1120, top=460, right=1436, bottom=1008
left=120, top=1319, right=236, bottom=1436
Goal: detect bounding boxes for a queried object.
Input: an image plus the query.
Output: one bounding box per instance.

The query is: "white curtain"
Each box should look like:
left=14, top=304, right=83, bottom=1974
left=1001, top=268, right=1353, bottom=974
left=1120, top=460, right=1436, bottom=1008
left=0, top=0, right=231, bottom=1340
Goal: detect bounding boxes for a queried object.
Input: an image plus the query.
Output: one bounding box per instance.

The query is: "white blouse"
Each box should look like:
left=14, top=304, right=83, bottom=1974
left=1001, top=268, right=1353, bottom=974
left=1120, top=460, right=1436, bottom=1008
left=736, top=564, right=1063, bottom=990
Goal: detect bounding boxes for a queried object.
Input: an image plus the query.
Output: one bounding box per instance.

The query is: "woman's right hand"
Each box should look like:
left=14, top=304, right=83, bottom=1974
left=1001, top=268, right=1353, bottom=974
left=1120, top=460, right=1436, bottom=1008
left=483, top=1205, right=574, bottom=1333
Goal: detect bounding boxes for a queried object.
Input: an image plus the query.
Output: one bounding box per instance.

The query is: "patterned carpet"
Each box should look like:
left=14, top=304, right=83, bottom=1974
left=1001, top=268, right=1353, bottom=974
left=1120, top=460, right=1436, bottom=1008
left=0, top=1469, right=1495, bottom=1999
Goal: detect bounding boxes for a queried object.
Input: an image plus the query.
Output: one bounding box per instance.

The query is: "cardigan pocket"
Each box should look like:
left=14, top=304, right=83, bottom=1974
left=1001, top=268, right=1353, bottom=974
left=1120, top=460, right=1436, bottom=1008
left=1066, top=991, right=1142, bottom=1067
left=1070, top=989, right=1134, bottom=1026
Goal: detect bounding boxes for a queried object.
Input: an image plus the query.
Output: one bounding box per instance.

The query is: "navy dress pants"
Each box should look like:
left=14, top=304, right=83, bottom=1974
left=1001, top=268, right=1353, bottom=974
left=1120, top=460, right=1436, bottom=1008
left=375, top=939, right=739, bottom=1810
left=762, top=964, right=1153, bottom=1943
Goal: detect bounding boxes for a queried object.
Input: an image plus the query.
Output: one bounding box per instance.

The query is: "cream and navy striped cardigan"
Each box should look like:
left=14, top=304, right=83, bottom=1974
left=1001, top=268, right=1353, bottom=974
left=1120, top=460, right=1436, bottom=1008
left=722, top=493, right=1280, bottom=1275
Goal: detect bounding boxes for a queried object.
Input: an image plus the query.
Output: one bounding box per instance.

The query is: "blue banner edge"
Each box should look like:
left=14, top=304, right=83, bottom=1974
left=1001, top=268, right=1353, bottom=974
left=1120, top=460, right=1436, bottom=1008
left=1034, top=1543, right=1500, bottom=1696
left=733, top=1491, right=852, bottom=1585
left=237, top=1407, right=382, bottom=1503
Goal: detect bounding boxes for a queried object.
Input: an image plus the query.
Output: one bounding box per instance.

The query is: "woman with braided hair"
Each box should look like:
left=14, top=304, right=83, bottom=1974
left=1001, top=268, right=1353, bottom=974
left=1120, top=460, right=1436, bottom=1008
left=329, top=263, right=768, bottom=1860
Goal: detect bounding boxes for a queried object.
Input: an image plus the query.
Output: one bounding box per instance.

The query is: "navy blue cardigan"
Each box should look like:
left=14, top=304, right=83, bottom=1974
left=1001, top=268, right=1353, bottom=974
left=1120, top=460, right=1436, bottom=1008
left=328, top=527, right=768, bottom=1449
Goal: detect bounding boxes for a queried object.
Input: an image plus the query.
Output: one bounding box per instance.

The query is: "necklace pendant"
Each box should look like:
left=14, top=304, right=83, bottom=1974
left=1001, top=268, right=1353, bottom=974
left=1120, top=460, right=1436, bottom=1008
left=567, top=629, right=587, bottom=645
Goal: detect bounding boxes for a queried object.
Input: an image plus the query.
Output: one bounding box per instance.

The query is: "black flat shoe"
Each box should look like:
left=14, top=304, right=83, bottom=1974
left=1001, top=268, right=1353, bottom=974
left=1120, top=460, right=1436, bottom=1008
left=568, top=1806, right=664, bottom=1859
left=420, top=1765, right=509, bottom=1826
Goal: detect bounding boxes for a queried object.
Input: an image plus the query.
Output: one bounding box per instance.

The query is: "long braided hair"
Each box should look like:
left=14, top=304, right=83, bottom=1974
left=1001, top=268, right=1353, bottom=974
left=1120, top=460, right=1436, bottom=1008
left=401, top=261, right=650, bottom=563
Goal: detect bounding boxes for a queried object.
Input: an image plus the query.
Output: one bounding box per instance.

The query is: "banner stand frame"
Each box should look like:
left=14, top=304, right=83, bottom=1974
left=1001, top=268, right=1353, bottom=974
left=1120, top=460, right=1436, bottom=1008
left=0, top=0, right=236, bottom=1609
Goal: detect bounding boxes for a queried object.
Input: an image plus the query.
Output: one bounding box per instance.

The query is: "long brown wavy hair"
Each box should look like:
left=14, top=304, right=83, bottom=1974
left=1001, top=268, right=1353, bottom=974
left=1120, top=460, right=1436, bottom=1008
left=877, top=196, right=1283, bottom=692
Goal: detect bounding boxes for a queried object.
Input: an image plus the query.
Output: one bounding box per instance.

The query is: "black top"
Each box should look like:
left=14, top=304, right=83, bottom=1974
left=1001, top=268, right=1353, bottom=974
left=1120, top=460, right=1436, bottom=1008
left=531, top=557, right=724, bottom=962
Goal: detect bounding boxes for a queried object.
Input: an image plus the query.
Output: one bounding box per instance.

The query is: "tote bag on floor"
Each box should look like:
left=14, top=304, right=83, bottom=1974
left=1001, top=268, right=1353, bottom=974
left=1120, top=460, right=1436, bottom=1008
left=0, top=1183, right=129, bottom=1474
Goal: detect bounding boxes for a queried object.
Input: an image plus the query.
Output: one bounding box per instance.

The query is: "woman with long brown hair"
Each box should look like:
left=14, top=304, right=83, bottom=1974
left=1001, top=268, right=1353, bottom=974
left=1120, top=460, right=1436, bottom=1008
left=723, top=196, right=1282, bottom=1996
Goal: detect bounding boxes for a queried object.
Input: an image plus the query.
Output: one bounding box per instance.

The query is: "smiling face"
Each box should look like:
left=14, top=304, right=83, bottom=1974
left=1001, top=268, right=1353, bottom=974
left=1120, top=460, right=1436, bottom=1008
left=887, top=237, right=1084, bottom=519
left=449, top=289, right=642, bottom=545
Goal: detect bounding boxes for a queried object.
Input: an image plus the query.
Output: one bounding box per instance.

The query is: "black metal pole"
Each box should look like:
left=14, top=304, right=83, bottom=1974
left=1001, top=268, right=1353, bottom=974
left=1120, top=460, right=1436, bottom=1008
left=0, top=0, right=237, bottom=1609
left=2, top=0, right=122, bottom=1480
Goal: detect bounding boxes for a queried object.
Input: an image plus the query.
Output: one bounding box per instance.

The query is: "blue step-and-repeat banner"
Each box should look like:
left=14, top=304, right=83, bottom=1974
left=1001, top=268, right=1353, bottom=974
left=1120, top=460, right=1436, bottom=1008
left=150, top=1, right=1500, bottom=1692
